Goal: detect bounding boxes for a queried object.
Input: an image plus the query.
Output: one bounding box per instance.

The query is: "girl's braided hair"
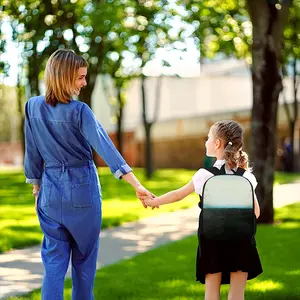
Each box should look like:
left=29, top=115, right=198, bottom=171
left=212, top=120, right=250, bottom=170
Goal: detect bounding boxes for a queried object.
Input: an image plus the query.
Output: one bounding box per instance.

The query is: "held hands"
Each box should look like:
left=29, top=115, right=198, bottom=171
left=135, top=185, right=158, bottom=209
left=144, top=194, right=156, bottom=207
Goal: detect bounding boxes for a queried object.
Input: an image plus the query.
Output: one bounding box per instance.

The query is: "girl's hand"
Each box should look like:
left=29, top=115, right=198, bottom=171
left=144, top=196, right=155, bottom=207
left=135, top=185, right=154, bottom=208
left=135, top=185, right=159, bottom=209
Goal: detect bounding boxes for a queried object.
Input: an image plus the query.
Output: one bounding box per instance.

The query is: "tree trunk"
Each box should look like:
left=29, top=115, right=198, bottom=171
left=248, top=0, right=290, bottom=223
left=79, top=59, right=102, bottom=107
left=28, top=55, right=41, bottom=96
left=17, top=83, right=25, bottom=165
left=291, top=57, right=299, bottom=171
left=282, top=58, right=299, bottom=173
left=79, top=74, right=97, bottom=107
left=141, top=74, right=154, bottom=179
left=290, top=121, right=296, bottom=171
left=144, top=122, right=153, bottom=179
left=116, top=85, right=124, bottom=155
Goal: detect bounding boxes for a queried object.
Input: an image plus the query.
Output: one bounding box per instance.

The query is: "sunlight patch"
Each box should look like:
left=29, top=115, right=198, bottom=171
left=278, top=222, right=300, bottom=229
left=286, top=269, right=300, bottom=276
left=158, top=279, right=187, bottom=288
left=248, top=280, right=283, bottom=292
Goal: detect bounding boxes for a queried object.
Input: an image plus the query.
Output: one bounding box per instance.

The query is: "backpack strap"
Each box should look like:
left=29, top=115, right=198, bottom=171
left=233, top=167, right=246, bottom=176
left=205, top=165, right=245, bottom=176
left=204, top=164, right=227, bottom=175
left=220, top=164, right=226, bottom=174
left=204, top=167, right=222, bottom=175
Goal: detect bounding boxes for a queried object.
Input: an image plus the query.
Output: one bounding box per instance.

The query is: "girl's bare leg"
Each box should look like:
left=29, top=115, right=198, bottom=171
left=205, top=272, right=222, bottom=300
left=228, top=271, right=248, bottom=300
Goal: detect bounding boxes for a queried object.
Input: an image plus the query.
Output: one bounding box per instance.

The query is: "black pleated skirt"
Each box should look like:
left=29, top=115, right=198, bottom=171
left=196, top=235, right=263, bottom=284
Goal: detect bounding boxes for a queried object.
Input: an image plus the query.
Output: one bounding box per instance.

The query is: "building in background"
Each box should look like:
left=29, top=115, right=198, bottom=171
left=91, top=59, right=299, bottom=170
left=1, top=59, right=299, bottom=170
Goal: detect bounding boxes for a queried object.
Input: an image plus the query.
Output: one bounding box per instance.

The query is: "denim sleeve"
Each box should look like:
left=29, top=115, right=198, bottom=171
left=79, top=103, right=132, bottom=179
left=24, top=101, right=44, bottom=185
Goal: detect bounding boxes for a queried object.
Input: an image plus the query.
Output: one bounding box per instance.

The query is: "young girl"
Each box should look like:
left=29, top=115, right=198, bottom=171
left=145, top=120, right=262, bottom=300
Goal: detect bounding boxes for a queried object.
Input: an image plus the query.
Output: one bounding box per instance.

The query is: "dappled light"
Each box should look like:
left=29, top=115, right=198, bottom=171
left=286, top=269, right=300, bottom=276
left=248, top=280, right=283, bottom=292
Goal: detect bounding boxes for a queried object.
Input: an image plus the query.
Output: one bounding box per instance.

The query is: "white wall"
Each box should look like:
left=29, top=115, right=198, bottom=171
left=91, top=72, right=297, bottom=137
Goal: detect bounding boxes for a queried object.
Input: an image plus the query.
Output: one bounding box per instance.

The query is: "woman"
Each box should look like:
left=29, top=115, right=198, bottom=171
left=24, top=49, right=153, bottom=300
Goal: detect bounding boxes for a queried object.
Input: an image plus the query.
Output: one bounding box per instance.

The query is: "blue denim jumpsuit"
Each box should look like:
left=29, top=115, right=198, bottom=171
left=24, top=96, right=132, bottom=300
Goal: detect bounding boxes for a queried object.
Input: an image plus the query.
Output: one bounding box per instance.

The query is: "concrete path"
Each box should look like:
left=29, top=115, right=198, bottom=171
left=1, top=183, right=299, bottom=299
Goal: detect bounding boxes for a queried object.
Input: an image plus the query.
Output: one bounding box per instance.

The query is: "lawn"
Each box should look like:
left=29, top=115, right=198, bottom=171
left=7, top=203, right=300, bottom=300
left=0, top=168, right=299, bottom=253
left=0, top=167, right=197, bottom=253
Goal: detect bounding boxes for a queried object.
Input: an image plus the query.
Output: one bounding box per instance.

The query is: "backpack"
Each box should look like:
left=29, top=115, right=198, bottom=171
left=199, top=164, right=256, bottom=241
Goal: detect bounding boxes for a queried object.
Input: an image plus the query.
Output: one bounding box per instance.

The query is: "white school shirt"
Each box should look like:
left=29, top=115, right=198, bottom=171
left=192, top=159, right=258, bottom=196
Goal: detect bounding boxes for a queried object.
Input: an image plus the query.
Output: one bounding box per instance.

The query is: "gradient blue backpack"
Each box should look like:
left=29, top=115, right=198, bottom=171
left=199, top=165, right=256, bottom=241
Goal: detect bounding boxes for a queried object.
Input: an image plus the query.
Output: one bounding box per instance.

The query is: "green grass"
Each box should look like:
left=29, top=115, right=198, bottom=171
left=274, top=172, right=300, bottom=185
left=7, top=203, right=300, bottom=300
left=1, top=168, right=299, bottom=253
left=0, top=167, right=197, bottom=253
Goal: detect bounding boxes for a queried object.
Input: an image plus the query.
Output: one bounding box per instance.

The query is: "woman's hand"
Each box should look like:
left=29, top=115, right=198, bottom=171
left=120, top=172, right=158, bottom=209
left=135, top=185, right=158, bottom=209
left=35, top=196, right=38, bottom=212
left=32, top=185, right=39, bottom=212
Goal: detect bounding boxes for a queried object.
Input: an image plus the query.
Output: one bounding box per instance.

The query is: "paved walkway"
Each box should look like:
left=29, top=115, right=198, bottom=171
left=0, top=183, right=299, bottom=299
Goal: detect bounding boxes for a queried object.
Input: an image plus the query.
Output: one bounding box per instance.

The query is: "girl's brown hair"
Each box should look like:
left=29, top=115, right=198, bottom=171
left=45, top=49, right=88, bottom=106
left=211, top=120, right=250, bottom=170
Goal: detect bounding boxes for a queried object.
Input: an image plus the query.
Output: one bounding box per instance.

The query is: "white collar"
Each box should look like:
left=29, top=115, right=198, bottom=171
left=213, top=159, right=226, bottom=169
left=213, top=159, right=238, bottom=173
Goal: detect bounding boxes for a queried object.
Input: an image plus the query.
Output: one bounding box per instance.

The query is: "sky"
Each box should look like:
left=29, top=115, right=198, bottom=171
left=1, top=21, right=20, bottom=86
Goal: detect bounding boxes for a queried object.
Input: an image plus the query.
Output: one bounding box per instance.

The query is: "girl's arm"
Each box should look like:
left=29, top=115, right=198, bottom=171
left=254, top=193, right=260, bottom=219
left=145, top=181, right=195, bottom=207
left=122, top=172, right=155, bottom=208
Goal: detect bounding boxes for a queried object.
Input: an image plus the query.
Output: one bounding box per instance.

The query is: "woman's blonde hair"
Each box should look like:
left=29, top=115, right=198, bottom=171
left=211, top=120, right=250, bottom=170
left=45, top=49, right=88, bottom=106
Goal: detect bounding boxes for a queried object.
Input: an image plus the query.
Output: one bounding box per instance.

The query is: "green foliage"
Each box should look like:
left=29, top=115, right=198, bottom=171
left=1, top=0, right=179, bottom=103
left=182, top=0, right=251, bottom=62
left=283, top=0, right=300, bottom=66
left=182, top=0, right=299, bottom=69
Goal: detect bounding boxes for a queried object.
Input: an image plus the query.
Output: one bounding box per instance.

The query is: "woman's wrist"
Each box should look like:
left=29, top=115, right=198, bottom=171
left=122, top=172, right=142, bottom=190
left=134, top=182, right=143, bottom=191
